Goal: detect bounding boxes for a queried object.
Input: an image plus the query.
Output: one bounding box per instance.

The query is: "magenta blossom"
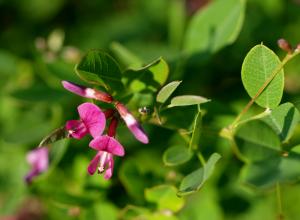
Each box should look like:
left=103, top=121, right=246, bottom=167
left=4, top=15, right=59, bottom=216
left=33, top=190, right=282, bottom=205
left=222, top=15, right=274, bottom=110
left=25, top=147, right=49, bottom=184
left=115, top=102, right=149, bottom=144
left=66, top=102, right=106, bottom=139
left=62, top=80, right=113, bottom=103
left=88, top=135, right=125, bottom=179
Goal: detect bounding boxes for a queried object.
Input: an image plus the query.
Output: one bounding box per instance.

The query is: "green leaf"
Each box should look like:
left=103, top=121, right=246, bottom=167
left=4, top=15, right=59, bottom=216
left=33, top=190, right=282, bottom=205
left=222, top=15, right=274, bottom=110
left=38, top=126, right=68, bottom=147
left=259, top=102, right=300, bottom=142
left=189, top=106, right=202, bottom=150
left=241, top=44, right=284, bottom=108
left=145, top=185, right=184, bottom=212
left=119, top=159, right=146, bottom=202
left=184, top=0, right=245, bottom=55
left=234, top=120, right=281, bottom=162
left=110, top=42, right=143, bottom=69
left=168, top=0, right=186, bottom=49
left=163, top=145, right=192, bottom=166
left=178, top=153, right=221, bottom=196
left=168, top=95, right=210, bottom=108
left=10, top=85, right=67, bottom=102
left=156, top=81, right=182, bottom=103
left=124, top=57, right=169, bottom=93
left=241, top=149, right=300, bottom=188
left=75, top=50, right=124, bottom=94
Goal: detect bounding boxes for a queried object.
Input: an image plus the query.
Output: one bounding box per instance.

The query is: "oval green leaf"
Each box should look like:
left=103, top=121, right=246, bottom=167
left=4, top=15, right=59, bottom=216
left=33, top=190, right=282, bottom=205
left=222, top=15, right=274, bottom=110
left=234, top=120, right=281, bottom=162
left=241, top=44, right=284, bottom=108
left=157, top=81, right=182, bottom=103
left=168, top=95, right=210, bottom=108
left=75, top=50, right=124, bottom=94
left=177, top=153, right=221, bottom=196
left=163, top=145, right=193, bottom=166
left=184, top=0, right=245, bottom=55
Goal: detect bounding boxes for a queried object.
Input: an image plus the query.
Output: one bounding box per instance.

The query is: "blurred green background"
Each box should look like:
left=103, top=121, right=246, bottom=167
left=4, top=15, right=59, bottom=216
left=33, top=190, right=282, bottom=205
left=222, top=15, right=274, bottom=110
left=1, top=0, right=300, bottom=219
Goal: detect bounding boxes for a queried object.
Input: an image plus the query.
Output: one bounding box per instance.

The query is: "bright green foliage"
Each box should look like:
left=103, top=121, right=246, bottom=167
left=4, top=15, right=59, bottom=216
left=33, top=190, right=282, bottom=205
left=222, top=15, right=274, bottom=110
left=145, top=185, right=184, bottom=212
left=124, top=57, right=169, bottom=93
left=178, top=153, right=221, bottom=196
left=163, top=145, right=192, bottom=166
left=184, top=0, right=246, bottom=55
left=241, top=44, right=284, bottom=108
left=168, top=95, right=210, bottom=108
left=75, top=50, right=124, bottom=93
left=157, top=81, right=182, bottom=103
left=260, top=103, right=300, bottom=142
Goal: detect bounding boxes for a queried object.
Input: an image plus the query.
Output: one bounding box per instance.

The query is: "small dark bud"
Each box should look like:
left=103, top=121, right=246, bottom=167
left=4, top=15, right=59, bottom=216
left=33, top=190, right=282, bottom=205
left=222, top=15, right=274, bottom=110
left=277, top=38, right=292, bottom=53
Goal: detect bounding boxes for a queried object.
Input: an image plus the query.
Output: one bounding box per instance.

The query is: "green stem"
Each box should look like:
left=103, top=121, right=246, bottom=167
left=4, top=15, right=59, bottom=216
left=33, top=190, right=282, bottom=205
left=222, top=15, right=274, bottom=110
left=276, top=182, right=284, bottom=220
left=230, top=51, right=299, bottom=129
left=197, top=152, right=206, bottom=166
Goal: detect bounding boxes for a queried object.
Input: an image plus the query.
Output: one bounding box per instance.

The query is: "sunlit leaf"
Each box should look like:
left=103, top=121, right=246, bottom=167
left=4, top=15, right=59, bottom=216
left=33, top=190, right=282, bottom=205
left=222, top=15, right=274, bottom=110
left=184, top=0, right=245, bottom=55
left=145, top=185, right=184, bottom=212
left=157, top=81, right=182, bottom=103
left=168, top=95, right=210, bottom=108
left=178, top=153, right=221, bottom=196
left=241, top=44, right=284, bottom=108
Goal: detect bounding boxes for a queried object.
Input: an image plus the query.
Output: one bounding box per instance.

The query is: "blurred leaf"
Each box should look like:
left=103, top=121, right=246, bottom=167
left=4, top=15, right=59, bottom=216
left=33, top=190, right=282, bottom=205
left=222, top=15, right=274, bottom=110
left=234, top=120, right=281, bottom=162
left=157, top=81, right=182, bottom=103
left=168, top=95, right=210, bottom=108
left=189, top=106, right=202, bottom=150
left=241, top=44, right=284, bottom=108
left=10, top=85, right=67, bottom=102
left=119, top=159, right=146, bottom=201
left=38, top=126, right=68, bottom=147
left=110, top=42, right=143, bottom=69
left=241, top=149, right=300, bottom=188
left=259, top=102, right=300, bottom=143
left=119, top=205, right=151, bottom=220
left=168, top=0, right=186, bottom=49
left=75, top=50, right=124, bottom=94
left=184, top=0, right=245, bottom=55
left=46, top=60, right=79, bottom=82
left=178, top=153, right=221, bottom=196
left=124, top=57, right=169, bottom=93
left=163, top=145, right=192, bottom=166
left=178, top=186, right=223, bottom=220
left=145, top=185, right=184, bottom=212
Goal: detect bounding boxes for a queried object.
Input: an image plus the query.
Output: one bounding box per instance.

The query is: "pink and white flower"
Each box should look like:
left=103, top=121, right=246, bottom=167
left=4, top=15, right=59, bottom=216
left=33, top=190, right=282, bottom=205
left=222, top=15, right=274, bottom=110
left=87, top=135, right=125, bottom=179
left=65, top=102, right=106, bottom=139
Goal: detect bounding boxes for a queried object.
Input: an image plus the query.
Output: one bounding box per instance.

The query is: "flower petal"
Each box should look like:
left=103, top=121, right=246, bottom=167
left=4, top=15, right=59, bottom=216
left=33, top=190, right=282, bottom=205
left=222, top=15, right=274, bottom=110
left=62, top=80, right=91, bottom=98
left=104, top=155, right=114, bottom=179
left=89, top=135, right=125, bottom=156
left=65, top=120, right=88, bottom=139
left=78, top=103, right=106, bottom=138
left=25, top=147, right=49, bottom=183
left=115, top=102, right=149, bottom=144
left=87, top=152, right=101, bottom=175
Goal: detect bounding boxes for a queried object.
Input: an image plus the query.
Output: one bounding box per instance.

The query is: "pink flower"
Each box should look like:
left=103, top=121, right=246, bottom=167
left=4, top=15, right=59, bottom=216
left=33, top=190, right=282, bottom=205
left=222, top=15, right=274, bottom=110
left=115, top=102, right=149, bottom=144
left=25, top=147, right=49, bottom=184
left=62, top=80, right=113, bottom=103
left=87, top=135, right=125, bottom=179
left=66, top=102, right=106, bottom=139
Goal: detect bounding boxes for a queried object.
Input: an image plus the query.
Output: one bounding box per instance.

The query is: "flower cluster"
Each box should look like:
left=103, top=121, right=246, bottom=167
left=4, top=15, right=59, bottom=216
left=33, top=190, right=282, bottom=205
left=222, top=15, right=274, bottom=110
left=25, top=81, right=148, bottom=183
